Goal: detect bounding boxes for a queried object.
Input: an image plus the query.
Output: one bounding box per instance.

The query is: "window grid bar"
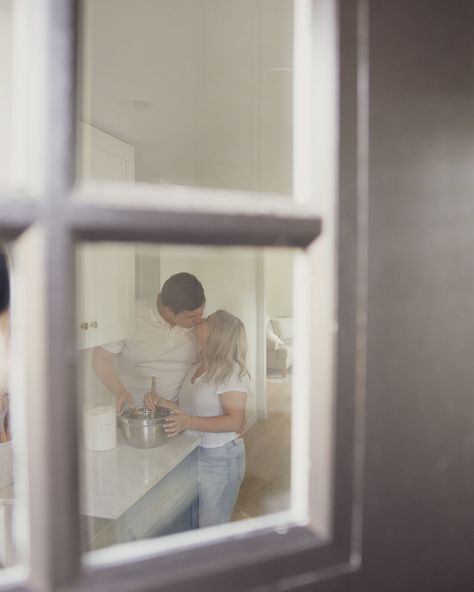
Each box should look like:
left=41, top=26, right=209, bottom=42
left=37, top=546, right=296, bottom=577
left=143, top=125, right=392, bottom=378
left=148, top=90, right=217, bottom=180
left=68, top=205, right=322, bottom=248
left=73, top=182, right=321, bottom=218
left=77, top=526, right=335, bottom=592
left=24, top=0, right=81, bottom=590
left=0, top=200, right=38, bottom=239
left=0, top=581, right=28, bottom=592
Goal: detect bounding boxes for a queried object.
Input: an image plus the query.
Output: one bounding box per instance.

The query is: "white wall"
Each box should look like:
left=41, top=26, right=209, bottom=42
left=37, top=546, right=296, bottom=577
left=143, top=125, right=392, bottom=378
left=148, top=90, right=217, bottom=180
left=135, top=245, right=161, bottom=300
left=195, top=0, right=293, bottom=193
left=264, top=249, right=294, bottom=318
left=82, top=0, right=293, bottom=193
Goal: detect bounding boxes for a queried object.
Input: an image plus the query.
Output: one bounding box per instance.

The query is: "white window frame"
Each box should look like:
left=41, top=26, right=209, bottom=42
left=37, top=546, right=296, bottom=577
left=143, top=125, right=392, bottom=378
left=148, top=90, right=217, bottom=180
left=0, top=0, right=369, bottom=590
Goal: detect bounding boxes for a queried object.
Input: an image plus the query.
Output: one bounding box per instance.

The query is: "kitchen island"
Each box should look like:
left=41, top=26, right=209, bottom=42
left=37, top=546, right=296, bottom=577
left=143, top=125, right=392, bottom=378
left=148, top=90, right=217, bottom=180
left=82, top=431, right=201, bottom=550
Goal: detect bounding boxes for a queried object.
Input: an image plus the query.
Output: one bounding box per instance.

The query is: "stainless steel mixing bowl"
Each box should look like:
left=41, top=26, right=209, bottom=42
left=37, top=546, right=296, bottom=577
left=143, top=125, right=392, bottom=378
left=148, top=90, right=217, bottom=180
left=119, top=406, right=172, bottom=449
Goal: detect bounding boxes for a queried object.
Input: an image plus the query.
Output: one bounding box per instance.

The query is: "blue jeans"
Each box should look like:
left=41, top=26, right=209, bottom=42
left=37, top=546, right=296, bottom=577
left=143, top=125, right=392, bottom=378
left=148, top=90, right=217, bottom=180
left=198, top=438, right=246, bottom=528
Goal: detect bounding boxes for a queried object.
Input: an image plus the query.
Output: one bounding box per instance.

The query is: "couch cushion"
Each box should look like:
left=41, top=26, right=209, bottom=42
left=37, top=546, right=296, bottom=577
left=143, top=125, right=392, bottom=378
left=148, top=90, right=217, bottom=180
left=271, top=317, right=293, bottom=341
left=266, top=326, right=285, bottom=350
left=266, top=338, right=280, bottom=351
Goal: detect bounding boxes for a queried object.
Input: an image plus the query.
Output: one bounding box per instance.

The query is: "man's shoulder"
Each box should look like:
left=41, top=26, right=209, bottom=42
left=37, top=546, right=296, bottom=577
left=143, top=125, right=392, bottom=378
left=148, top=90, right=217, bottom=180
left=135, top=297, right=157, bottom=319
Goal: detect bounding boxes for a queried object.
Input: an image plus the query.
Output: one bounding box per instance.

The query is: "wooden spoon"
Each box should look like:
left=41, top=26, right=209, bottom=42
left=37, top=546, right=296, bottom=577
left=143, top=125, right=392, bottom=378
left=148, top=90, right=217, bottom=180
left=151, top=376, right=157, bottom=410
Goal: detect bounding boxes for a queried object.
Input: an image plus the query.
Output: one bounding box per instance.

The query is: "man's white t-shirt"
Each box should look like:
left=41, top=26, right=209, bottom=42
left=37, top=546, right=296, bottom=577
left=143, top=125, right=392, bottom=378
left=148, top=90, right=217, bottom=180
left=179, top=365, right=249, bottom=448
left=102, top=298, right=198, bottom=405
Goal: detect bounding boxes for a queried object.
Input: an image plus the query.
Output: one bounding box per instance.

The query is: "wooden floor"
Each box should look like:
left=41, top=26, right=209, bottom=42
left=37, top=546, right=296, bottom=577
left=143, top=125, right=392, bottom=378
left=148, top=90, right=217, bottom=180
left=232, top=376, right=291, bottom=521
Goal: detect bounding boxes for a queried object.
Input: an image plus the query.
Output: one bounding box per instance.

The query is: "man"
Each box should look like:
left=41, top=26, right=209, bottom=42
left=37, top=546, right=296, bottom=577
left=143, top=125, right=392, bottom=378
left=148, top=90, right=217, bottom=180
left=92, top=272, right=205, bottom=410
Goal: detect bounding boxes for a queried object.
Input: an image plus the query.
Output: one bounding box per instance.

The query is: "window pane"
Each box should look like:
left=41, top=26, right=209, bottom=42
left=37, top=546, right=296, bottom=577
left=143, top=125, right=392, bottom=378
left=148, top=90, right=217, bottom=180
left=77, top=242, right=295, bottom=553
left=0, top=246, right=14, bottom=569
left=78, top=0, right=293, bottom=195
left=0, top=1, right=13, bottom=192
left=0, top=240, right=29, bottom=574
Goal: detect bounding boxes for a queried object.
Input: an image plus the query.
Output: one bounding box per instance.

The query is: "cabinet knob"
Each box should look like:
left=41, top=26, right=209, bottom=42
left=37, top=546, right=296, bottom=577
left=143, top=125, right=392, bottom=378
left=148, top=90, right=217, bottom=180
left=91, top=321, right=98, bottom=329
left=80, top=322, right=89, bottom=330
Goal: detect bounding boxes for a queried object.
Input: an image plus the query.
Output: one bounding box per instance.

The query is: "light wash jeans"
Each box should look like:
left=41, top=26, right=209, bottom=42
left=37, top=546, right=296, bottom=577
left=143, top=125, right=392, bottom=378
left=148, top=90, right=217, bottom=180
left=198, top=438, right=246, bottom=528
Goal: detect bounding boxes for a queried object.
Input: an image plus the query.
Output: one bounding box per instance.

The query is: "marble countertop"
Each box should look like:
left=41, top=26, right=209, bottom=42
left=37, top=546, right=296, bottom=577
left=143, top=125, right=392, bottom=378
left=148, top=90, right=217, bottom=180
left=81, top=431, right=200, bottom=520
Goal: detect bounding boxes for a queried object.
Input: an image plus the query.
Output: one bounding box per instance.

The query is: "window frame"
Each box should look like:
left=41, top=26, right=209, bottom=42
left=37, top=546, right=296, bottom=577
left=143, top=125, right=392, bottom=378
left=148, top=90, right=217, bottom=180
left=0, top=0, right=369, bottom=590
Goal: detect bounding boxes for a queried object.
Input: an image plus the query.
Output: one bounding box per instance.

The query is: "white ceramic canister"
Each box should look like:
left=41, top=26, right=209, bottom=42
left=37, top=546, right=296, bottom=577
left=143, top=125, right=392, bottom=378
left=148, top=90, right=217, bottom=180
left=83, top=405, right=117, bottom=451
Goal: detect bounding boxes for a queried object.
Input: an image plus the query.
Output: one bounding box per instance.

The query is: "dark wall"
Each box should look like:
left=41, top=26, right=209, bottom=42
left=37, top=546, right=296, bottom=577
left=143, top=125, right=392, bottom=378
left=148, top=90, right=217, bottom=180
left=362, top=0, right=474, bottom=590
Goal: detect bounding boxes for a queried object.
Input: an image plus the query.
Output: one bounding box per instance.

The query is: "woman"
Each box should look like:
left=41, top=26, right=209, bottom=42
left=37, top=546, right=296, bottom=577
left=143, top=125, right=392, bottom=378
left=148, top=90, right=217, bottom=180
left=146, top=310, right=249, bottom=527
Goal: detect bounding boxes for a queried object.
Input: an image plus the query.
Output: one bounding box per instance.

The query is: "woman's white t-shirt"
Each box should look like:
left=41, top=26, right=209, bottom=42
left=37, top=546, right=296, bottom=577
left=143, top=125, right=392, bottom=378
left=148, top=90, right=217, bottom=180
left=179, top=365, right=249, bottom=448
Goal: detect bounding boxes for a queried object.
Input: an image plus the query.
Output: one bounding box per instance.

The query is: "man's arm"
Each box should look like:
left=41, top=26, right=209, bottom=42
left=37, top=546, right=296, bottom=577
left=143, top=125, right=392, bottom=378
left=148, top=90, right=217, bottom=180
left=91, top=346, right=133, bottom=411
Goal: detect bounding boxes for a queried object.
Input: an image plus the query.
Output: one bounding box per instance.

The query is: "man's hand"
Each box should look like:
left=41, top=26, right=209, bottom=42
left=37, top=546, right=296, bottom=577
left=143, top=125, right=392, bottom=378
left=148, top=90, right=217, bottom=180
left=116, top=389, right=134, bottom=412
left=164, top=411, right=191, bottom=437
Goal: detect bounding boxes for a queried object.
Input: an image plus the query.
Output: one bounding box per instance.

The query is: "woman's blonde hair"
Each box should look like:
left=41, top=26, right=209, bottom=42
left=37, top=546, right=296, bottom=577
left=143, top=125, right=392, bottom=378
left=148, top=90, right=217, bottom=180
left=203, top=310, right=249, bottom=385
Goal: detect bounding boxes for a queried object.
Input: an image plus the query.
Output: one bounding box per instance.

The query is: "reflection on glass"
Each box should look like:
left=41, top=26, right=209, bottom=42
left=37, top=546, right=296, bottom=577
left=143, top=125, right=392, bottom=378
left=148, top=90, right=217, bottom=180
left=0, top=245, right=15, bottom=568
left=0, top=1, right=13, bottom=191
left=79, top=0, right=293, bottom=194
left=78, top=243, right=294, bottom=551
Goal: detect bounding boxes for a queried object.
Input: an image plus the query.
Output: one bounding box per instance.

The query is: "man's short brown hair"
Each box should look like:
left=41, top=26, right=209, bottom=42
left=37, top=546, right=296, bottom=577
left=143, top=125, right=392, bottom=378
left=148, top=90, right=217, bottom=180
left=160, top=272, right=205, bottom=314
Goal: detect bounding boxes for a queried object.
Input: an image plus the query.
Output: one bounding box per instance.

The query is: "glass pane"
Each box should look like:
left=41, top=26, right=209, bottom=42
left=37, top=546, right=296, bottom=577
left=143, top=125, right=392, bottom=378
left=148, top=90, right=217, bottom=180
left=77, top=242, right=295, bottom=553
left=78, top=0, right=293, bottom=195
left=0, top=246, right=14, bottom=569
left=0, top=240, right=28, bottom=573
left=0, top=1, right=13, bottom=191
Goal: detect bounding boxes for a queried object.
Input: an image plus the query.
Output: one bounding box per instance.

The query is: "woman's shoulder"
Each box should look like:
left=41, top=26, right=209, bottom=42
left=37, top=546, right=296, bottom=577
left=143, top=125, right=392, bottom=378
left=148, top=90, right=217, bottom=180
left=215, top=371, right=250, bottom=395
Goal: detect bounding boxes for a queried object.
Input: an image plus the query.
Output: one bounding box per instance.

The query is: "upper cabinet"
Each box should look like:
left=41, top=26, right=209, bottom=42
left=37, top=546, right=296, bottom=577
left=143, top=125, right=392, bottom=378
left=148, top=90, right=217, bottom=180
left=77, top=123, right=136, bottom=349
left=79, top=123, right=135, bottom=181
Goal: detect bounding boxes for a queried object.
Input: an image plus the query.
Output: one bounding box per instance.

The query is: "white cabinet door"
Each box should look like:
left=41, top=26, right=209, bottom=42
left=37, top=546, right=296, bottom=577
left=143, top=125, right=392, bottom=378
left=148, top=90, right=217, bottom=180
left=77, top=123, right=136, bottom=349
left=79, top=123, right=135, bottom=182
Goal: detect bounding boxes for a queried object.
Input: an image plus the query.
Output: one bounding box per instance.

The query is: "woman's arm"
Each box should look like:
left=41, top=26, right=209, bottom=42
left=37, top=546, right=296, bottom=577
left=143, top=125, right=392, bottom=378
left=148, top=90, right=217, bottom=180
left=164, top=391, right=247, bottom=437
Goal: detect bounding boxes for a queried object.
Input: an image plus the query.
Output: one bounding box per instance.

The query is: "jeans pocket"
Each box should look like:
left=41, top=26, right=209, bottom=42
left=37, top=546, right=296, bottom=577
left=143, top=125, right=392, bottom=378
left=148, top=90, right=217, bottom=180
left=199, top=446, right=226, bottom=462
left=236, top=451, right=246, bottom=482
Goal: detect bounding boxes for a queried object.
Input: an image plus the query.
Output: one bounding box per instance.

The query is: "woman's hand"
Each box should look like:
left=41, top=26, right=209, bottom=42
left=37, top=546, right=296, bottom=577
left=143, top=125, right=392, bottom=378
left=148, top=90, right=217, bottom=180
left=164, top=411, right=192, bottom=437
left=0, top=394, right=10, bottom=443
left=237, top=419, right=247, bottom=439
left=143, top=391, right=159, bottom=410
left=144, top=395, right=179, bottom=412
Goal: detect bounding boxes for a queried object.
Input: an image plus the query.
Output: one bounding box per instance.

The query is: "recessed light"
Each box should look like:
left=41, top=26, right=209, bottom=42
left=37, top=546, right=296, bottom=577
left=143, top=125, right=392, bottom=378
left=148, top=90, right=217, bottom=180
left=120, top=98, right=154, bottom=110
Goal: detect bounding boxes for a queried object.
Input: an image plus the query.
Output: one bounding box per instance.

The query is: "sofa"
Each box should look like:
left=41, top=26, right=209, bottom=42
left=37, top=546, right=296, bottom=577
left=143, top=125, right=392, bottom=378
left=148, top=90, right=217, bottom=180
left=266, top=316, right=293, bottom=377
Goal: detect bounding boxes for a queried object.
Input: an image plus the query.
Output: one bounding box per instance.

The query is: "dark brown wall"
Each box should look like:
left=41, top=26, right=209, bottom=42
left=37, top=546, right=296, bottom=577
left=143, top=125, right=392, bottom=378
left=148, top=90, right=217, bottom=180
left=358, top=1, right=474, bottom=590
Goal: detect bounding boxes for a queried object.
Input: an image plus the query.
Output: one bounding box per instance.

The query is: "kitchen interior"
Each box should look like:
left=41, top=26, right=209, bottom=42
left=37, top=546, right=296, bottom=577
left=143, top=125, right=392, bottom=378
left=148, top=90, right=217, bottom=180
left=0, top=0, right=297, bottom=564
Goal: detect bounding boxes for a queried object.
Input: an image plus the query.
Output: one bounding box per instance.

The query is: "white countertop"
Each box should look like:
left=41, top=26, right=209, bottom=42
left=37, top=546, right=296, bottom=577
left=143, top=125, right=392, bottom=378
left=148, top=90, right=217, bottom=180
left=81, top=431, right=200, bottom=520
